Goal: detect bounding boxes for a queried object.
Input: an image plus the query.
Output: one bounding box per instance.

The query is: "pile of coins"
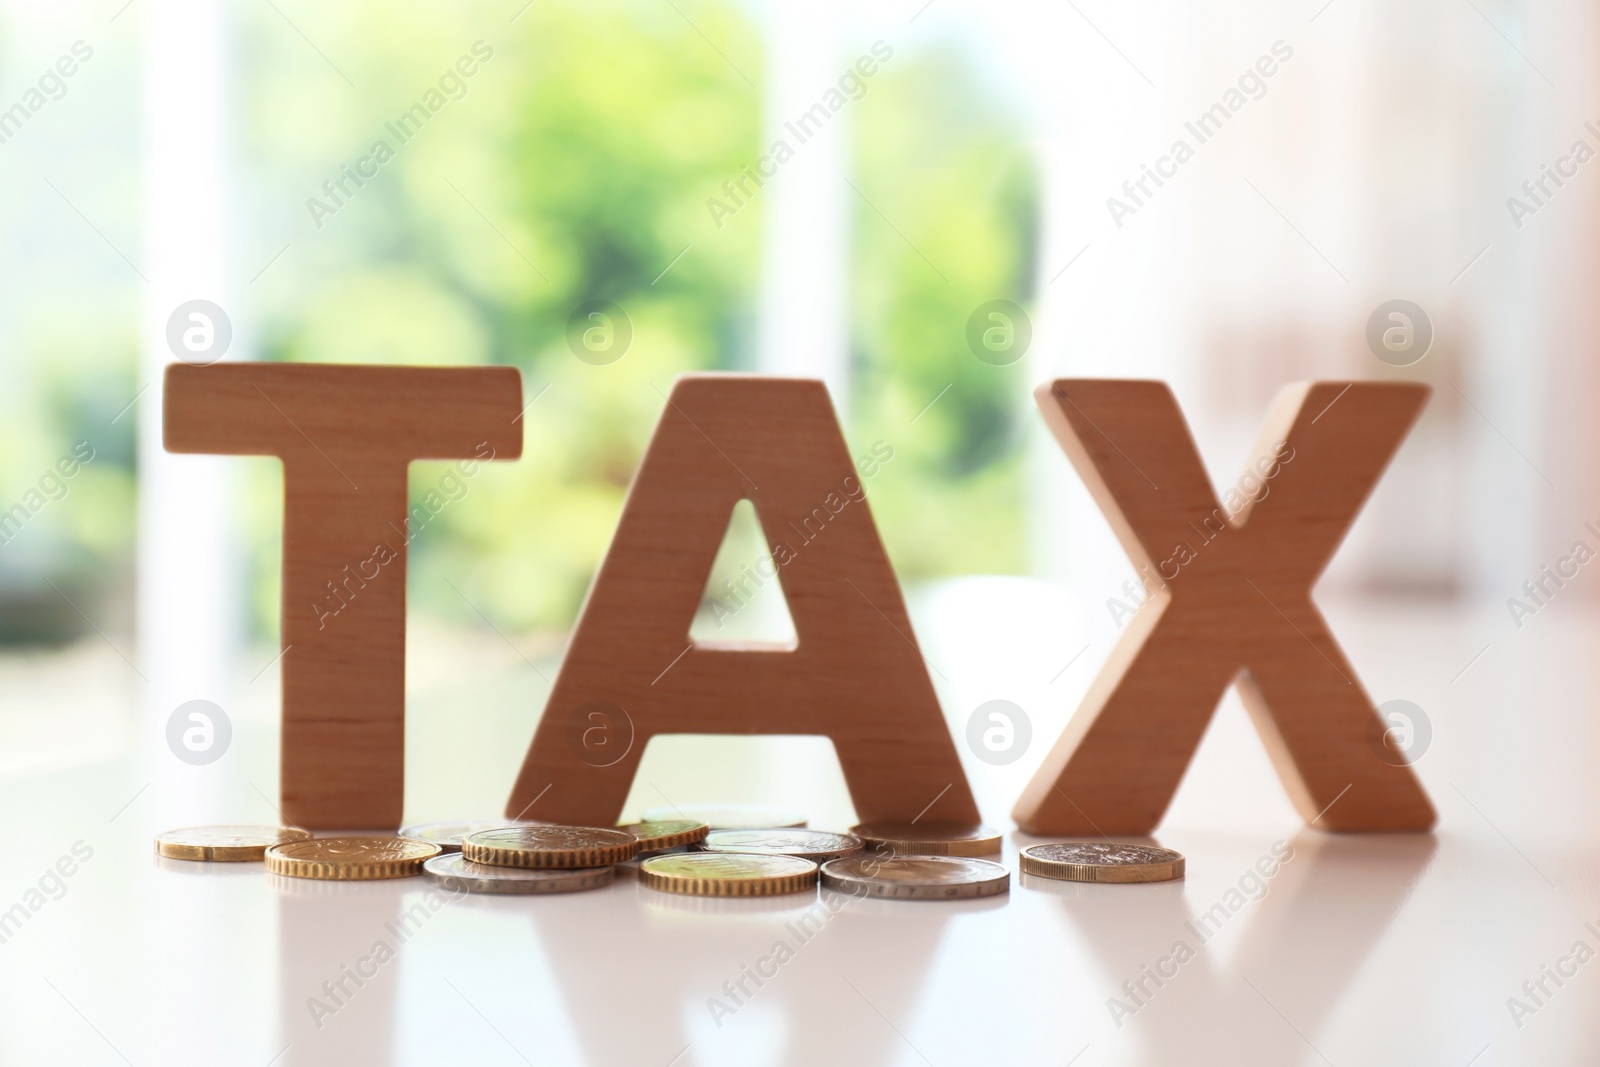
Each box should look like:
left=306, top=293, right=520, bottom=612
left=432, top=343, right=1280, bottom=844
left=155, top=808, right=1184, bottom=898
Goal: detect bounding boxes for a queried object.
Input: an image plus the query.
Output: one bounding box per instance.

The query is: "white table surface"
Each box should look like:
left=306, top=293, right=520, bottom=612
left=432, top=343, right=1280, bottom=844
left=1, top=579, right=1595, bottom=1066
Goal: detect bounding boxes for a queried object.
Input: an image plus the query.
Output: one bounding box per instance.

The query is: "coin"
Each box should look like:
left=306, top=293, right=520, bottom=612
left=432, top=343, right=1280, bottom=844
left=820, top=855, right=1010, bottom=900
left=156, top=825, right=312, bottom=862
left=701, top=829, right=863, bottom=863
left=422, top=853, right=615, bottom=895
left=618, top=820, right=709, bottom=852
left=462, top=825, right=637, bottom=869
left=398, top=820, right=547, bottom=852
left=850, top=822, right=1003, bottom=857
left=1020, top=842, right=1185, bottom=883
left=641, top=804, right=807, bottom=830
left=638, top=852, right=818, bottom=897
left=265, top=837, right=440, bottom=880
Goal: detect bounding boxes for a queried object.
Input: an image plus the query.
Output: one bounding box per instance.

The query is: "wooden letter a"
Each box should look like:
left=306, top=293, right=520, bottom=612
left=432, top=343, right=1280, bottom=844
left=1015, top=379, right=1436, bottom=835
left=505, top=374, right=978, bottom=827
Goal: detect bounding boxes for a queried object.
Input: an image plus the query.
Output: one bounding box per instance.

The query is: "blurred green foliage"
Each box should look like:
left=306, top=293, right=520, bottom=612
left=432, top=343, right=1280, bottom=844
left=0, top=3, right=1034, bottom=649
left=235, top=1, right=1036, bottom=638
left=0, top=260, right=138, bottom=644
left=849, top=46, right=1038, bottom=578
left=0, top=11, right=141, bottom=644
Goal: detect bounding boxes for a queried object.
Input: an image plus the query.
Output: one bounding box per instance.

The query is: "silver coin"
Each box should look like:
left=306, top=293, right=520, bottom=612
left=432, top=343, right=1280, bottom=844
left=641, top=804, right=807, bottom=830
left=398, top=820, right=547, bottom=852
left=421, top=853, right=615, bottom=895
left=701, top=829, right=862, bottom=862
left=820, top=855, right=1010, bottom=901
left=850, top=821, right=1002, bottom=857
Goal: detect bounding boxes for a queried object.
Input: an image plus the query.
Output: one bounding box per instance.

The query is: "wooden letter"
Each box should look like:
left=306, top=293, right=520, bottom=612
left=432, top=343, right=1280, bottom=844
left=505, top=374, right=978, bottom=827
left=164, top=363, right=523, bottom=828
left=1015, top=379, right=1436, bottom=834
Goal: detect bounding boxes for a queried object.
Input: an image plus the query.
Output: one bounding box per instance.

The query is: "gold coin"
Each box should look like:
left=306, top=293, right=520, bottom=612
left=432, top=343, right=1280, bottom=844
left=850, top=822, right=1003, bottom=857
left=618, top=820, right=709, bottom=852
left=265, top=837, right=441, bottom=880
left=156, top=825, right=312, bottom=862
left=638, top=852, right=818, bottom=897
left=462, top=825, right=637, bottom=869
left=1020, top=842, right=1185, bottom=883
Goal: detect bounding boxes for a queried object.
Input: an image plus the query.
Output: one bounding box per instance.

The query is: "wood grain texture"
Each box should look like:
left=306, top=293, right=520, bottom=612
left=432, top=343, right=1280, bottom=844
left=1014, top=379, right=1436, bottom=835
left=505, top=374, right=978, bottom=828
left=164, top=362, right=523, bottom=828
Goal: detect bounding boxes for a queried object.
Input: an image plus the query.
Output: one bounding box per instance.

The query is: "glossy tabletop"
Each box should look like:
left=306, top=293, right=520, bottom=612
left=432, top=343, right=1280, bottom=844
left=0, top=581, right=1594, bottom=1066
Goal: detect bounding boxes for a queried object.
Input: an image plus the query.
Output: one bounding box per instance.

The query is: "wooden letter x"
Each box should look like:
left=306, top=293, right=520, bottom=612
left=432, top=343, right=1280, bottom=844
left=165, top=363, right=522, bottom=828
left=506, top=374, right=978, bottom=827
left=1014, top=379, right=1436, bottom=834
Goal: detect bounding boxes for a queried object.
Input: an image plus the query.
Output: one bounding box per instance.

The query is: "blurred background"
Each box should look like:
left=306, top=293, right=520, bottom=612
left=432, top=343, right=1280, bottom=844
left=0, top=0, right=1592, bottom=825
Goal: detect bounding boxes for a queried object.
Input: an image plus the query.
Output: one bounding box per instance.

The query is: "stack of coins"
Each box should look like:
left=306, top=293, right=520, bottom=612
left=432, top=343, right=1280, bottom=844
left=423, top=825, right=635, bottom=895
left=397, top=820, right=550, bottom=852
left=625, top=828, right=865, bottom=899
left=644, top=824, right=1018, bottom=900
left=152, top=821, right=645, bottom=894
left=154, top=815, right=1185, bottom=900
left=419, top=820, right=716, bottom=894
